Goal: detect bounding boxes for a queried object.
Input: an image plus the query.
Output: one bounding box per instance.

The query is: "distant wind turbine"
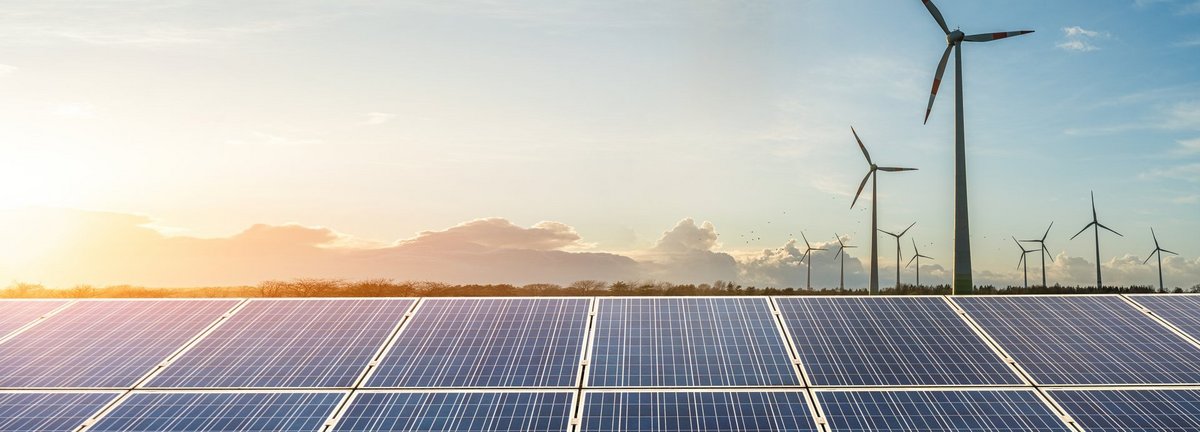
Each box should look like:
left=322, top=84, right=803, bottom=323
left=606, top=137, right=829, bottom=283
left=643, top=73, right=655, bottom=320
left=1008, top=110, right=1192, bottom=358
left=1070, top=192, right=1122, bottom=289
left=905, top=238, right=933, bottom=288
left=800, top=232, right=827, bottom=290
left=920, top=0, right=1034, bottom=294
left=1144, top=228, right=1178, bottom=292
left=1012, top=237, right=1037, bottom=289
left=850, top=127, right=917, bottom=295
left=1018, top=222, right=1054, bottom=288
left=879, top=222, right=916, bottom=291
left=833, top=233, right=857, bottom=291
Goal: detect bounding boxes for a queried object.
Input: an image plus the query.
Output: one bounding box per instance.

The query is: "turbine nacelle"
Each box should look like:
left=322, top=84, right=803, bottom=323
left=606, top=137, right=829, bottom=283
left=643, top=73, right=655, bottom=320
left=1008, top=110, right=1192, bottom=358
left=947, top=30, right=965, bottom=45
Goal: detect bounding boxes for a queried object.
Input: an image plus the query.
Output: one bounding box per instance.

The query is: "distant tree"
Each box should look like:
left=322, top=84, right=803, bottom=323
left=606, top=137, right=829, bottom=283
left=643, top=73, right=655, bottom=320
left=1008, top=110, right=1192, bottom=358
left=66, top=284, right=96, bottom=298
left=569, top=280, right=607, bottom=293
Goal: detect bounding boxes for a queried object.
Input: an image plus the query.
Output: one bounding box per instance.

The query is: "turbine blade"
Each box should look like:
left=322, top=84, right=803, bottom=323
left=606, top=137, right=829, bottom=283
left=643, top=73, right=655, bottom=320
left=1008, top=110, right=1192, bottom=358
left=925, top=44, right=953, bottom=124
left=1162, top=249, right=1179, bottom=256
left=1098, top=223, right=1122, bottom=237
left=835, top=233, right=845, bottom=248
left=1017, top=253, right=1025, bottom=269
left=1012, top=237, right=1022, bottom=249
left=1042, top=221, right=1054, bottom=241
left=1070, top=222, right=1095, bottom=240
left=851, top=126, right=872, bottom=165
left=922, top=0, right=951, bottom=35
left=1091, top=191, right=1098, bottom=222
left=851, top=170, right=872, bottom=209
left=919, top=254, right=933, bottom=260
left=834, top=247, right=843, bottom=259
left=964, top=30, right=1034, bottom=42
left=879, top=229, right=899, bottom=238
left=802, top=232, right=811, bottom=249
left=1143, top=251, right=1155, bottom=265
left=1152, top=227, right=1160, bottom=249
left=906, top=254, right=918, bottom=268
left=878, top=167, right=918, bottom=172
left=1043, top=245, right=1054, bottom=262
left=900, top=221, right=916, bottom=237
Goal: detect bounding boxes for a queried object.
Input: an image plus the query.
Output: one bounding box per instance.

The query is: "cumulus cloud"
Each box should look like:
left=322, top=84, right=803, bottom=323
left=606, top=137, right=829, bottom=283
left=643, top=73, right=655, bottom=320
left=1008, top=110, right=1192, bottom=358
left=636, top=218, right=739, bottom=284
left=1057, top=26, right=1108, bottom=52
left=739, top=236, right=867, bottom=289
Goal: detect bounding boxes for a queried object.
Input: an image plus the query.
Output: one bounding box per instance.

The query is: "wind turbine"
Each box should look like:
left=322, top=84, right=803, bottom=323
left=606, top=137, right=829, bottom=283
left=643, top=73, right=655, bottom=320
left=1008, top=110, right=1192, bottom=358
left=1019, top=222, right=1054, bottom=288
left=920, top=0, right=1034, bottom=295
left=1012, top=237, right=1037, bottom=289
left=1143, top=228, right=1178, bottom=292
left=905, top=238, right=933, bottom=288
left=850, top=127, right=917, bottom=294
left=800, top=233, right=827, bottom=290
left=1070, top=192, right=1122, bottom=289
left=879, top=222, right=916, bottom=291
left=833, top=233, right=857, bottom=291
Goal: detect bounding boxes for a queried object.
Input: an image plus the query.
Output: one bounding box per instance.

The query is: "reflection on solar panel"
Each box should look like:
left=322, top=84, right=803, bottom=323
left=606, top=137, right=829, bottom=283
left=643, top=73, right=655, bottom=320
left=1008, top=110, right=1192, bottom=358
left=0, top=392, right=119, bottom=432
left=1048, top=388, right=1200, bottom=431
left=332, top=391, right=573, bottom=432
left=366, top=298, right=589, bottom=388
left=816, top=390, right=1071, bottom=432
left=580, top=390, right=818, bottom=432
left=147, top=298, right=415, bottom=388
left=776, top=297, right=1021, bottom=386
left=89, top=391, right=344, bottom=432
left=0, top=300, right=69, bottom=339
left=1129, top=295, right=1200, bottom=340
left=588, top=298, right=799, bottom=387
left=954, top=296, right=1200, bottom=385
left=0, top=300, right=238, bottom=388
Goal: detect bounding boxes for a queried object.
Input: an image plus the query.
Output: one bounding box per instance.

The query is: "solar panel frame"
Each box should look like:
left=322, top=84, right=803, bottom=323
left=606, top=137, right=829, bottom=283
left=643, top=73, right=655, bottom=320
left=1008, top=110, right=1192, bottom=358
left=811, top=387, right=1074, bottom=432
left=0, top=390, right=122, bottom=432
left=1124, top=294, right=1200, bottom=345
left=772, top=295, right=1027, bottom=387
left=141, top=297, right=417, bottom=389
left=584, top=296, right=804, bottom=388
left=363, top=297, right=592, bottom=389
left=0, top=299, right=73, bottom=342
left=952, top=294, right=1200, bottom=386
left=86, top=389, right=349, bottom=432
left=1043, top=386, right=1200, bottom=432
left=578, top=388, right=822, bottom=432
left=329, top=389, right=578, bottom=432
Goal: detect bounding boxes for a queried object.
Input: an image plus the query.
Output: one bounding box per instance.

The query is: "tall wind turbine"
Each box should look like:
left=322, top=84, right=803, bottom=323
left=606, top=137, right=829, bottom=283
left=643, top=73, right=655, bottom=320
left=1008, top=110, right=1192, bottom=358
left=833, top=234, right=857, bottom=291
left=1070, top=192, right=1122, bottom=289
left=879, top=222, right=916, bottom=291
left=905, top=238, right=933, bottom=288
left=850, top=127, right=917, bottom=294
left=1019, top=222, right=1054, bottom=287
left=920, top=0, right=1034, bottom=295
left=1143, top=228, right=1178, bottom=292
left=800, top=233, right=827, bottom=290
left=1013, top=237, right=1037, bottom=289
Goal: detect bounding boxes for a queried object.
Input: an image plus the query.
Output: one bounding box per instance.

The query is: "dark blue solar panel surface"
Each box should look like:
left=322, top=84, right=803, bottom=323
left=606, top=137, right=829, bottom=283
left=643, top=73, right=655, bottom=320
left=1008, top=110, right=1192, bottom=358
left=0, top=300, right=69, bottom=339
left=147, top=298, right=414, bottom=388
left=954, top=296, right=1200, bottom=385
left=1049, top=389, right=1200, bottom=431
left=817, top=390, right=1071, bottom=432
left=0, top=392, right=119, bottom=432
left=589, top=298, right=799, bottom=387
left=89, top=392, right=343, bottom=432
left=367, top=298, right=589, bottom=388
left=776, top=297, right=1022, bottom=386
left=581, top=391, right=818, bottom=432
left=0, top=300, right=238, bottom=388
left=332, top=391, right=573, bottom=432
left=1129, top=295, right=1200, bottom=341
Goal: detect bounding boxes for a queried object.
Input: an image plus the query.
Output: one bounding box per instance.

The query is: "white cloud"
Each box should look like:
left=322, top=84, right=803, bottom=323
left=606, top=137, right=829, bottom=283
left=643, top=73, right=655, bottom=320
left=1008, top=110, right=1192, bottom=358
left=1056, top=40, right=1099, bottom=52
left=362, top=112, right=395, bottom=125
left=1063, top=26, right=1101, bottom=38
left=1178, top=137, right=1200, bottom=154
left=1057, top=26, right=1108, bottom=52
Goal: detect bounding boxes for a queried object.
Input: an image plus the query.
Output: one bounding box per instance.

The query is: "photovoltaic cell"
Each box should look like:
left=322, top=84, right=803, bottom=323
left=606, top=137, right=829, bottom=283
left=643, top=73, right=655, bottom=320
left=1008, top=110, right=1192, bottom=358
left=1128, top=295, right=1200, bottom=341
left=89, top=391, right=343, bottom=432
left=1047, top=388, right=1200, bottom=432
left=954, top=296, right=1200, bottom=385
left=816, top=390, right=1071, bottom=432
left=776, top=297, right=1022, bottom=386
left=580, top=391, right=819, bottom=432
left=0, top=392, right=119, bottom=432
left=332, top=391, right=573, bottom=432
left=588, top=298, right=799, bottom=387
left=0, top=300, right=69, bottom=339
left=366, top=298, right=589, bottom=388
left=0, top=300, right=238, bottom=388
left=147, top=298, right=415, bottom=388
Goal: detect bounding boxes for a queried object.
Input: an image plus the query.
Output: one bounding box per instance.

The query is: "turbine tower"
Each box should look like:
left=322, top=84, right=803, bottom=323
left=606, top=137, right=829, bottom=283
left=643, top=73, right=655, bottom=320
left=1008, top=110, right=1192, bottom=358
left=833, top=233, right=857, bottom=291
left=800, top=233, right=827, bottom=290
left=920, top=0, right=1034, bottom=295
left=905, top=238, right=933, bottom=288
left=1019, top=222, right=1054, bottom=288
left=879, top=222, right=916, bottom=291
left=1013, top=237, right=1037, bottom=289
left=1143, top=228, right=1178, bottom=292
left=1070, top=192, right=1122, bottom=289
left=850, top=127, right=917, bottom=295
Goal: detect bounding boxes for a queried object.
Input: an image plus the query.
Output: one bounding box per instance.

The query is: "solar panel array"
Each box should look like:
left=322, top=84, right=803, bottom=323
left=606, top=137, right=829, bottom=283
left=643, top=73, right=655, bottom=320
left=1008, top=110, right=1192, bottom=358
left=1, top=295, right=1199, bottom=431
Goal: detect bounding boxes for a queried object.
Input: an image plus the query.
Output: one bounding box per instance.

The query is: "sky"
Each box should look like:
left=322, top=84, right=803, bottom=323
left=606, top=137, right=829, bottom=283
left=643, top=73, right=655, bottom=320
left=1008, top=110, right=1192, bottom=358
left=1, top=0, right=1198, bottom=289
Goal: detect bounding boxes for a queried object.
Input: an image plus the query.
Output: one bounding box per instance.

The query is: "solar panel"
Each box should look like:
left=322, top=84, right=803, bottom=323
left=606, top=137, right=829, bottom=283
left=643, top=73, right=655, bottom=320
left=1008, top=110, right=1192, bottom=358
left=366, top=298, right=589, bottom=388
left=1047, top=388, right=1200, bottom=431
left=0, top=299, right=238, bottom=388
left=0, top=300, right=70, bottom=339
left=0, top=391, right=119, bottom=432
left=953, top=296, right=1200, bottom=385
left=146, top=298, right=415, bottom=388
left=88, top=391, right=344, bottom=432
left=1128, top=295, right=1200, bottom=341
left=775, top=297, right=1023, bottom=386
left=588, top=297, right=799, bottom=387
left=580, top=390, right=819, bottom=432
left=815, top=389, right=1071, bottom=431
left=331, top=391, right=574, bottom=432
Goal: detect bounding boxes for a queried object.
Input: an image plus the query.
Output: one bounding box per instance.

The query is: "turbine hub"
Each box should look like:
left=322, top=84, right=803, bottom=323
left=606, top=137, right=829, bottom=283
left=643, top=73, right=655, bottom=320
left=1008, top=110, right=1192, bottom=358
left=947, top=30, right=964, bottom=44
